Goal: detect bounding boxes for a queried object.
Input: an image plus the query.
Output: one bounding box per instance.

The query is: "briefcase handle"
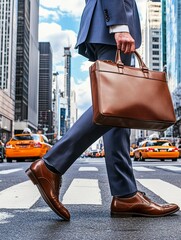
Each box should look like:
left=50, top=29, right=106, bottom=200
left=116, top=50, right=149, bottom=73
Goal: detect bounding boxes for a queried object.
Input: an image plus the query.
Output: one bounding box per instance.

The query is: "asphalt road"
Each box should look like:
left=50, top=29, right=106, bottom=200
left=0, top=158, right=181, bottom=240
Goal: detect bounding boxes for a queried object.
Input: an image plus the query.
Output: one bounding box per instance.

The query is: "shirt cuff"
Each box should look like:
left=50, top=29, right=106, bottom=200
left=109, top=25, right=129, bottom=33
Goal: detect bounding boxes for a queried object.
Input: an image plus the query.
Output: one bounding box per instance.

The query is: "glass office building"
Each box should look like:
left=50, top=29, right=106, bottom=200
left=14, top=0, right=39, bottom=133
left=166, top=0, right=181, bottom=90
left=161, top=0, right=167, bottom=68
left=145, top=0, right=162, bottom=71
left=166, top=0, right=181, bottom=137
left=0, top=0, right=18, bottom=140
left=38, top=42, right=53, bottom=136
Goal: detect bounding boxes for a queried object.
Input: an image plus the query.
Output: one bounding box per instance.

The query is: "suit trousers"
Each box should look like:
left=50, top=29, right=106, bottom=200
left=44, top=44, right=137, bottom=196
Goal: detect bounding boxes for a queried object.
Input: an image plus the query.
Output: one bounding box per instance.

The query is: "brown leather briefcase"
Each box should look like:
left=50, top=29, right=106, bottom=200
left=89, top=50, right=176, bottom=131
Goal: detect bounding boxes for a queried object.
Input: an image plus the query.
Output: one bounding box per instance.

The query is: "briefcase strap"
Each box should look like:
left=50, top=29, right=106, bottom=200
left=115, top=50, right=149, bottom=73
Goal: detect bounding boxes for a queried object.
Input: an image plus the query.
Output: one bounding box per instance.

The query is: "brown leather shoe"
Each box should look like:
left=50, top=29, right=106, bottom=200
left=25, top=159, right=70, bottom=220
left=111, top=191, right=179, bottom=217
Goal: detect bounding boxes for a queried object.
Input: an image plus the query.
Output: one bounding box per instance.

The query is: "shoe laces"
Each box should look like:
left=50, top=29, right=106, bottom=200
left=138, top=191, right=151, bottom=201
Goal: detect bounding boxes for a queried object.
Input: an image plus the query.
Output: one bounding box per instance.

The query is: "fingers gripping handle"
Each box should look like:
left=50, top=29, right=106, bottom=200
left=115, top=50, right=149, bottom=73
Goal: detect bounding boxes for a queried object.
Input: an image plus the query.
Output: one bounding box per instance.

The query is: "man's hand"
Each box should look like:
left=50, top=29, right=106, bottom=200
left=114, top=32, right=135, bottom=54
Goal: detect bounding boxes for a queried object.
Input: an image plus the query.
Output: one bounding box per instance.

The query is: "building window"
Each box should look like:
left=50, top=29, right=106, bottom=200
left=152, top=51, right=159, bottom=55
left=152, top=37, right=159, bottom=42
left=153, top=63, right=160, bottom=66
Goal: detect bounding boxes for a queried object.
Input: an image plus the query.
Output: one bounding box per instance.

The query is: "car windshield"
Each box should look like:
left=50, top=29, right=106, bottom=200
left=145, top=141, right=171, bottom=147
left=11, top=135, right=40, bottom=141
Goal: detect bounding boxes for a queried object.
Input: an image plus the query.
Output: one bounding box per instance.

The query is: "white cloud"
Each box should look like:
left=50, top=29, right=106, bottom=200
left=80, top=61, right=94, bottom=72
left=40, top=0, right=85, bottom=18
left=39, top=22, right=77, bottom=70
left=39, top=7, right=60, bottom=21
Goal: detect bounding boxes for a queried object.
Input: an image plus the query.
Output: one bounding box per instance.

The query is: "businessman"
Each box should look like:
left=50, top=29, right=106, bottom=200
left=26, top=0, right=179, bottom=220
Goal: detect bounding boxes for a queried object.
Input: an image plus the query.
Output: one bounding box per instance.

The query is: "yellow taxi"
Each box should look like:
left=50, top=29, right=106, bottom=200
left=178, top=144, right=181, bottom=158
left=100, top=148, right=105, bottom=157
left=5, top=134, right=52, bottom=162
left=130, top=147, right=134, bottom=158
left=133, top=139, right=179, bottom=162
left=98, top=148, right=105, bottom=157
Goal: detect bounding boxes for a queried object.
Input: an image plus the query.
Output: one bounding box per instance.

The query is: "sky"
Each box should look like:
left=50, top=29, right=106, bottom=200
left=39, top=0, right=146, bottom=117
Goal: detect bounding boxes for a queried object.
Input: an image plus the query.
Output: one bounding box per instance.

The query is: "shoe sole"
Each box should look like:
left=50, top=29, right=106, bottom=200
left=111, top=207, right=180, bottom=218
left=25, top=168, right=70, bottom=221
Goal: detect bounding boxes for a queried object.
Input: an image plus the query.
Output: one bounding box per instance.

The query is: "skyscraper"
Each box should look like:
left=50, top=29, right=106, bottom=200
left=14, top=0, right=39, bottom=133
left=145, top=0, right=161, bottom=71
left=131, top=0, right=162, bottom=145
left=161, top=0, right=167, bottom=69
left=38, top=42, right=53, bottom=136
left=64, top=47, right=71, bottom=130
left=0, top=0, right=18, bottom=141
left=166, top=0, right=181, bottom=137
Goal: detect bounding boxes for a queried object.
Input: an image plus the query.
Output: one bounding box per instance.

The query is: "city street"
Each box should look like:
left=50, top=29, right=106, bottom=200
left=0, top=157, right=181, bottom=240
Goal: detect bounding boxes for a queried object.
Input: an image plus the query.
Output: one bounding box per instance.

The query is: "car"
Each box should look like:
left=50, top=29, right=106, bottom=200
left=86, top=150, right=96, bottom=158
left=178, top=144, right=181, bottom=158
left=133, top=139, right=179, bottom=162
left=95, top=151, right=101, bottom=157
left=5, top=133, right=52, bottom=162
left=130, top=147, right=134, bottom=158
left=100, top=148, right=105, bottom=157
left=95, top=148, right=105, bottom=158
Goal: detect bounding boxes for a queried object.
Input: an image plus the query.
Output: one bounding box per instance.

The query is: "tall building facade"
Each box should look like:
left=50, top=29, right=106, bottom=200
left=166, top=0, right=181, bottom=91
left=52, top=72, right=59, bottom=138
left=38, top=42, right=53, bottom=137
left=52, top=72, right=66, bottom=139
left=14, top=0, right=39, bottom=133
left=145, top=0, right=161, bottom=71
left=161, top=0, right=167, bottom=69
left=70, top=90, right=78, bottom=126
left=166, top=0, right=181, bottom=137
left=52, top=47, right=77, bottom=139
left=64, top=47, right=71, bottom=129
left=28, top=0, right=39, bottom=130
left=0, top=0, right=18, bottom=141
left=131, top=0, right=162, bottom=145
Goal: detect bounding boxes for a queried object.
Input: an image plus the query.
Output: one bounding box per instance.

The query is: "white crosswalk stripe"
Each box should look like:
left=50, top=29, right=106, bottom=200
left=133, top=167, right=155, bottom=172
left=156, top=166, right=181, bottom=171
left=83, top=159, right=104, bottom=163
left=133, top=165, right=181, bottom=172
left=79, top=167, right=98, bottom=171
left=62, top=178, right=102, bottom=205
left=0, top=168, right=23, bottom=175
left=0, top=212, right=14, bottom=224
left=137, top=179, right=181, bottom=208
left=0, top=180, right=40, bottom=209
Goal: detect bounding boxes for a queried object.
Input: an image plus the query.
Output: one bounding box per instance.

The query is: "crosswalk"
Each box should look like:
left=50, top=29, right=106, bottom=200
left=0, top=164, right=181, bottom=223
left=137, top=179, right=181, bottom=208
left=62, top=178, right=102, bottom=205
left=133, top=165, right=181, bottom=172
left=0, top=181, right=40, bottom=209
left=0, top=168, right=23, bottom=174
left=133, top=166, right=155, bottom=172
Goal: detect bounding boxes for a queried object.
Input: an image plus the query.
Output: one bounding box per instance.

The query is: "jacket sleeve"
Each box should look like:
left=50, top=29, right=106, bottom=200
left=101, top=0, right=128, bottom=26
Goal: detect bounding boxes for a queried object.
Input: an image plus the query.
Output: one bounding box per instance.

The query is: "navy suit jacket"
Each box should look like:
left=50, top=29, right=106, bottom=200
left=75, top=0, right=141, bottom=60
